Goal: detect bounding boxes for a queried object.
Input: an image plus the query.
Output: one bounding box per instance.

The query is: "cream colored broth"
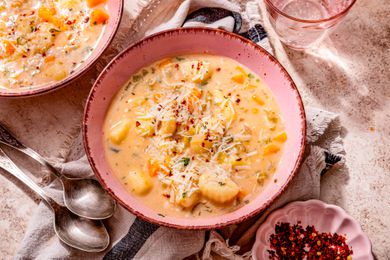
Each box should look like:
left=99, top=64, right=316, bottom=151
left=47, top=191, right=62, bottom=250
left=0, top=0, right=109, bottom=90
left=103, top=55, right=287, bottom=218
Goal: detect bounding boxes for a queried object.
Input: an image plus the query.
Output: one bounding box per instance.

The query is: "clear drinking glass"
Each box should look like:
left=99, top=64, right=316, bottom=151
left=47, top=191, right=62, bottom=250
left=264, top=0, right=356, bottom=49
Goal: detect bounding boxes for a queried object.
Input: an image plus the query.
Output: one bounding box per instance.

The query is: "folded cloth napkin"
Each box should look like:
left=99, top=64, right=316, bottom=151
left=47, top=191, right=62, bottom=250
left=15, top=0, right=345, bottom=259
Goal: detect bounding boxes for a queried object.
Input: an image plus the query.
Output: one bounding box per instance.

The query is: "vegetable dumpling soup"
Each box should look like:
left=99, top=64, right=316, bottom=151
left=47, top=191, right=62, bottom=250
left=103, top=55, right=287, bottom=218
left=0, top=0, right=109, bottom=90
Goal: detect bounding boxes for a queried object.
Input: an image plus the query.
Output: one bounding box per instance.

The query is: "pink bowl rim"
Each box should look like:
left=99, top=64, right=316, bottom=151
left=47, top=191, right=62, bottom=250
left=252, top=199, right=374, bottom=260
left=0, top=0, right=124, bottom=98
left=83, top=27, right=307, bottom=230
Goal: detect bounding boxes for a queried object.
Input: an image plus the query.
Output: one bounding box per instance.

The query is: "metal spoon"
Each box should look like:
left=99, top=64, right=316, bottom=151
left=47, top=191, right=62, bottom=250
left=0, top=123, right=116, bottom=220
left=0, top=148, right=110, bottom=252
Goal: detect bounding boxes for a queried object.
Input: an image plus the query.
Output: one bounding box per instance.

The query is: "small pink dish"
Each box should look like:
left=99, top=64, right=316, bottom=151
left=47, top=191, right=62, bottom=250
left=0, top=0, right=123, bottom=98
left=83, top=28, right=306, bottom=229
left=253, top=200, right=373, bottom=260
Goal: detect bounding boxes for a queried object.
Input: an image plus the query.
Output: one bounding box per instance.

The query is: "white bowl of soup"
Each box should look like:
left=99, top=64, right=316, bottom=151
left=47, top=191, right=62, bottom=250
left=83, top=28, right=306, bottom=229
left=0, top=0, right=123, bottom=97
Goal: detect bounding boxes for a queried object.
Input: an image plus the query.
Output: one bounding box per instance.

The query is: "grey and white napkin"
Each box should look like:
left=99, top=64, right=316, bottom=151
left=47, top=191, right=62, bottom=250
left=14, top=0, right=345, bottom=259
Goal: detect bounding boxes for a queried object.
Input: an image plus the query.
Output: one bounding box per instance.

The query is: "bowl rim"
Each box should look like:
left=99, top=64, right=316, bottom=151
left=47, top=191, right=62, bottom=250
left=0, top=0, right=124, bottom=98
left=83, top=27, right=307, bottom=230
left=252, top=199, right=374, bottom=260
left=264, top=0, right=357, bottom=24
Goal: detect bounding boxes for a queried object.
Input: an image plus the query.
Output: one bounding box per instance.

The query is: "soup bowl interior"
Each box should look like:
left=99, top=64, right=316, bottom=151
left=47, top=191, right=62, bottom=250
left=83, top=28, right=306, bottom=229
left=0, top=0, right=123, bottom=97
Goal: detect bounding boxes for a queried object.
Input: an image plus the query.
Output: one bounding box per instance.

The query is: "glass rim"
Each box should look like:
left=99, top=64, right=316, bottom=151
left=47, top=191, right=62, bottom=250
left=264, top=0, right=357, bottom=24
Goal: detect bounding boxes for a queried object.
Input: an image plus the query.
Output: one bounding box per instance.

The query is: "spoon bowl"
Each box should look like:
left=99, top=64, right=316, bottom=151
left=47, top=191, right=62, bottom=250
left=63, top=178, right=116, bottom=220
left=54, top=205, right=110, bottom=252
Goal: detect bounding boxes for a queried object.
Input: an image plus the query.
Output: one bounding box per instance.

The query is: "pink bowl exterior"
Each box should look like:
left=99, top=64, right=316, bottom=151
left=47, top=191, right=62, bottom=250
left=253, top=200, right=374, bottom=260
left=0, top=0, right=123, bottom=98
left=83, top=28, right=306, bottom=229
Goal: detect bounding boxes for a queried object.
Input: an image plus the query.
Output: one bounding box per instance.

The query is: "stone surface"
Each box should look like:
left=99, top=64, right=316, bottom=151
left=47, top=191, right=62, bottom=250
left=0, top=0, right=389, bottom=259
left=261, top=1, right=390, bottom=258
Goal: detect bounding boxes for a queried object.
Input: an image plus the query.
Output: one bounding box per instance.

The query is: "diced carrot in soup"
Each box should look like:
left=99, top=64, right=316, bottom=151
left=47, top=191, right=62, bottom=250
left=91, top=9, right=109, bottom=25
left=87, top=0, right=107, bottom=7
left=44, top=55, right=56, bottom=63
left=1, top=40, right=15, bottom=57
left=38, top=6, right=57, bottom=22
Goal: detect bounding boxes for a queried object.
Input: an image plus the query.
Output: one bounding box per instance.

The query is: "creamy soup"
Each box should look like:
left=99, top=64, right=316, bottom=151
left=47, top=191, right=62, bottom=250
left=0, top=0, right=109, bottom=90
left=103, top=55, right=287, bottom=218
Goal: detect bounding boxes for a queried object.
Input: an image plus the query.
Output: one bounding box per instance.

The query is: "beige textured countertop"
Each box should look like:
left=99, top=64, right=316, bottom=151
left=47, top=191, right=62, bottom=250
left=0, top=0, right=389, bottom=259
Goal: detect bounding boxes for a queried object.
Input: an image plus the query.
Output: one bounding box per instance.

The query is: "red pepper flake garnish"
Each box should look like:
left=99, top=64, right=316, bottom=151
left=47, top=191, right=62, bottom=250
left=216, top=67, right=221, bottom=72
left=196, top=61, right=202, bottom=71
left=268, top=222, right=353, bottom=260
left=66, top=20, right=75, bottom=25
left=135, top=121, right=140, bottom=127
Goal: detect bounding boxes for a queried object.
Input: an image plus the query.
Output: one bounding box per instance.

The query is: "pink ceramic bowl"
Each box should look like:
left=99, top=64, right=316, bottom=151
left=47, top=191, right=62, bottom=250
left=0, top=0, right=123, bottom=98
left=253, top=200, right=373, bottom=260
left=83, top=28, right=306, bottom=229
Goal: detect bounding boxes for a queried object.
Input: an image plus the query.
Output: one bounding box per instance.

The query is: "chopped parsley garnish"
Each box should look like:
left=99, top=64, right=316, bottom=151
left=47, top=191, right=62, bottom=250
left=218, top=182, right=226, bottom=186
left=157, top=213, right=166, bottom=217
left=175, top=56, right=185, bottom=61
left=199, top=81, right=209, bottom=87
left=132, top=74, right=142, bottom=82
left=16, top=37, right=26, bottom=45
left=109, top=147, right=120, bottom=153
left=84, top=46, right=94, bottom=53
left=180, top=157, right=190, bottom=166
left=248, top=73, right=255, bottom=78
left=49, top=28, right=61, bottom=33
left=142, top=69, right=148, bottom=76
left=225, top=137, right=234, bottom=143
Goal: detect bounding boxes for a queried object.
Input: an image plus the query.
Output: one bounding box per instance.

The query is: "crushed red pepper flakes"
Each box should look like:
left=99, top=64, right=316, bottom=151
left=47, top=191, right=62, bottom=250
left=268, top=222, right=353, bottom=260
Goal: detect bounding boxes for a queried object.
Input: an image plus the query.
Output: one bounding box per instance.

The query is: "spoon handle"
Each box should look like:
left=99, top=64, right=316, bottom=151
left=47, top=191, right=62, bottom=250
left=0, top=147, right=57, bottom=209
left=0, top=123, right=60, bottom=177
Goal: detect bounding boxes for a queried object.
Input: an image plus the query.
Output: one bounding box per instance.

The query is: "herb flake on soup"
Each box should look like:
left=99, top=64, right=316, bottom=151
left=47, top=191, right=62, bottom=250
left=0, top=0, right=109, bottom=90
left=103, top=55, right=287, bottom=218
